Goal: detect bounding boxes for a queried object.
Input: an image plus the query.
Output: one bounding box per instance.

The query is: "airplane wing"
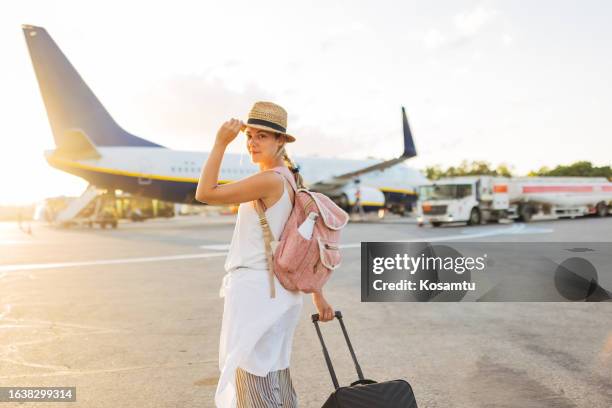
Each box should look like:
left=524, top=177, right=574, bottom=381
left=307, top=107, right=417, bottom=192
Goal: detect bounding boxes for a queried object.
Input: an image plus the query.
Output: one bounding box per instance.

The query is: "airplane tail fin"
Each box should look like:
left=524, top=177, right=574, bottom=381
left=22, top=25, right=164, bottom=150
left=401, top=106, right=417, bottom=158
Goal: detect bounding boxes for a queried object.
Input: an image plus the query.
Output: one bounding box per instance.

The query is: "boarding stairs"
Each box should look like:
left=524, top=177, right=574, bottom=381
left=54, top=185, right=100, bottom=223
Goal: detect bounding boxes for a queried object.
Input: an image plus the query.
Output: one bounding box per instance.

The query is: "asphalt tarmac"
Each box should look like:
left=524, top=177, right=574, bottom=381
left=1, top=214, right=611, bottom=407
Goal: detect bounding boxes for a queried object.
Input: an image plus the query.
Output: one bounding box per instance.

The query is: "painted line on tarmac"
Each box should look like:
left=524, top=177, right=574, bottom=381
left=199, top=244, right=231, bottom=250
left=199, top=225, right=545, bottom=252
left=0, top=252, right=227, bottom=273
left=0, top=359, right=218, bottom=379
left=339, top=223, right=551, bottom=249
left=0, top=304, right=11, bottom=320
left=0, top=240, right=39, bottom=245
left=1, top=225, right=552, bottom=273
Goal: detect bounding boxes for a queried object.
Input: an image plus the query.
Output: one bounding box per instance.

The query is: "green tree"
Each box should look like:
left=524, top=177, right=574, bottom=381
left=424, top=160, right=514, bottom=180
left=529, top=161, right=611, bottom=179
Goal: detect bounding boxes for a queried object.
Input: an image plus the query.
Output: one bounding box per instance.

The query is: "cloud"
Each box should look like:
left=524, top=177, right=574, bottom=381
left=288, top=124, right=374, bottom=159
left=423, top=6, right=498, bottom=50
left=319, top=19, right=370, bottom=53
left=424, top=28, right=447, bottom=50
left=127, top=74, right=275, bottom=149
left=453, top=6, right=498, bottom=37
left=125, top=74, right=368, bottom=158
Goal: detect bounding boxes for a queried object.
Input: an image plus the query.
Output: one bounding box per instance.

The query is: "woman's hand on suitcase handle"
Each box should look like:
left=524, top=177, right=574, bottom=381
left=312, top=291, right=334, bottom=322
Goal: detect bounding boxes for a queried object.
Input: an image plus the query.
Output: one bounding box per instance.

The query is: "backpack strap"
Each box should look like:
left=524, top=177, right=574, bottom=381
left=252, top=169, right=289, bottom=299
left=252, top=167, right=307, bottom=298
left=273, top=166, right=297, bottom=192
left=253, top=198, right=277, bottom=298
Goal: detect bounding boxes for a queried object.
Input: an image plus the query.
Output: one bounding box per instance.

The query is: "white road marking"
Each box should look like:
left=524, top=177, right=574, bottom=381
left=0, top=304, right=12, bottom=320
left=199, top=244, right=231, bottom=250
left=0, top=253, right=226, bottom=273
left=0, top=240, right=37, bottom=245
left=0, top=360, right=216, bottom=379
left=339, top=224, right=550, bottom=249
left=0, top=224, right=551, bottom=273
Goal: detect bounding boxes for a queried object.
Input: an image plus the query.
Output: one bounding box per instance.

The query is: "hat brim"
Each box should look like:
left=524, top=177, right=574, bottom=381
left=242, top=124, right=296, bottom=143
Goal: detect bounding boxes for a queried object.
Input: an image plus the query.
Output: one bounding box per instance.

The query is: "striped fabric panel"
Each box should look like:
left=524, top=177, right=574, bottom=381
left=236, top=366, right=298, bottom=407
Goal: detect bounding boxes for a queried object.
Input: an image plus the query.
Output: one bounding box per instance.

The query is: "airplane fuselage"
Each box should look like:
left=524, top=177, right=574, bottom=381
left=45, top=147, right=426, bottom=211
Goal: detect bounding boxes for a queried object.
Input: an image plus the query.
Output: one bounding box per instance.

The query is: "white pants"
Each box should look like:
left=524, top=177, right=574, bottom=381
left=216, top=268, right=303, bottom=408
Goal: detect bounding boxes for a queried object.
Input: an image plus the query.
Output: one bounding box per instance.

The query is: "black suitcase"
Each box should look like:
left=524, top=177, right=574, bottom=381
left=312, top=311, right=418, bottom=408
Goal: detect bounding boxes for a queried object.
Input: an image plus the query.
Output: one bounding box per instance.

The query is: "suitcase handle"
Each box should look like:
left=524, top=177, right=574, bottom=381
left=312, top=310, right=366, bottom=389
left=350, top=379, right=377, bottom=387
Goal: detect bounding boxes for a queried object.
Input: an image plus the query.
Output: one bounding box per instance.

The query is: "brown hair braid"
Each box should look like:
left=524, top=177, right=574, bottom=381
left=274, top=134, right=305, bottom=189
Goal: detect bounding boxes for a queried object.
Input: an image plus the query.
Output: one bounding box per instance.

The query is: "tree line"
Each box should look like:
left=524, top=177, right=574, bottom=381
left=424, top=160, right=611, bottom=181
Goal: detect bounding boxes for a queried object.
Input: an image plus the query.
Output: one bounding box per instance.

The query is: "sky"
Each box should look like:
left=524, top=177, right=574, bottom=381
left=1, top=0, right=611, bottom=205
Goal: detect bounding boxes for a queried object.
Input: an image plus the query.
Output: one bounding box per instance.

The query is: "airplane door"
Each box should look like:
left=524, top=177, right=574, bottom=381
left=138, top=157, right=152, bottom=186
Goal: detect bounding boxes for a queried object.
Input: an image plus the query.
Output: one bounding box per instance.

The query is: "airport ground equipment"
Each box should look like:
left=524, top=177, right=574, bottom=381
left=52, top=186, right=118, bottom=229
left=53, top=185, right=99, bottom=224
left=313, top=311, right=418, bottom=407
left=417, top=176, right=612, bottom=227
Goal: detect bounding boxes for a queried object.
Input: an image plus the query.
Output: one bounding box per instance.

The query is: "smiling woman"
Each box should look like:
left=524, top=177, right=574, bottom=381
left=198, top=101, right=335, bottom=408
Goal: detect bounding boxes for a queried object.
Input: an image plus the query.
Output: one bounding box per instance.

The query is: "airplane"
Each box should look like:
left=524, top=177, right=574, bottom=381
left=22, top=24, right=427, bottom=218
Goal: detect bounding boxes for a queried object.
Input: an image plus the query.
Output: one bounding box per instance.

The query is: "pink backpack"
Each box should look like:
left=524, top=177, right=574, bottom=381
left=253, top=166, right=349, bottom=298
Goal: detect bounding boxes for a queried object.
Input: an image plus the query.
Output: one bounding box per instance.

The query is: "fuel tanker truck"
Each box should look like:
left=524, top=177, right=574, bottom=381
left=416, top=176, right=612, bottom=227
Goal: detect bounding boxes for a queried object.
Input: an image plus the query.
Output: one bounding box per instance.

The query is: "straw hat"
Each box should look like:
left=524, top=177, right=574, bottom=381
left=243, top=101, right=296, bottom=143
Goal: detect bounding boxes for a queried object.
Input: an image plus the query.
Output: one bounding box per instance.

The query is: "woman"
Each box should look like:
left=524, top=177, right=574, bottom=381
left=196, top=101, right=335, bottom=407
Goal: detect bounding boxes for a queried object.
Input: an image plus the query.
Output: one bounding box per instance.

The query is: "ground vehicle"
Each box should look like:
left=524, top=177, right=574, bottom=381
left=61, top=199, right=119, bottom=229
left=417, top=176, right=612, bottom=227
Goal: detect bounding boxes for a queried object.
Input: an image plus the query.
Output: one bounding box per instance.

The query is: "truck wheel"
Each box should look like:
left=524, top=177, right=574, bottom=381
left=596, top=202, right=608, bottom=217
left=467, top=208, right=481, bottom=225
left=518, top=205, right=532, bottom=223
left=496, top=211, right=508, bottom=223
left=431, top=221, right=442, bottom=228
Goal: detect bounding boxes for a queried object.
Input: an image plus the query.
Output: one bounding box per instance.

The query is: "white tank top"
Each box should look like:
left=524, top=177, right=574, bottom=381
left=224, top=167, right=295, bottom=272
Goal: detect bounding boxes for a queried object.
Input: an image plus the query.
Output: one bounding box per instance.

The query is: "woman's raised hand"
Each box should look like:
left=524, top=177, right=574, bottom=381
left=215, top=118, right=245, bottom=146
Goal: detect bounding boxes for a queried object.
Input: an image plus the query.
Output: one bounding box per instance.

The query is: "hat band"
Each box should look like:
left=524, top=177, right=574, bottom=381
left=247, top=118, right=286, bottom=133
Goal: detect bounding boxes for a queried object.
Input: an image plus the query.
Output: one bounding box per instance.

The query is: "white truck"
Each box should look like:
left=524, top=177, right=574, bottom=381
left=417, top=176, right=612, bottom=227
